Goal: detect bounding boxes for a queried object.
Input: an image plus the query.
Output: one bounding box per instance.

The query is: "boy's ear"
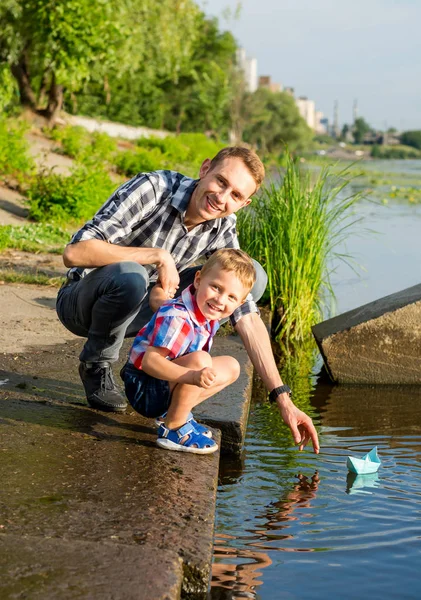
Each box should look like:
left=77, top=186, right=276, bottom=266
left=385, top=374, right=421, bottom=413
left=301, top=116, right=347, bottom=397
left=193, top=269, right=201, bottom=289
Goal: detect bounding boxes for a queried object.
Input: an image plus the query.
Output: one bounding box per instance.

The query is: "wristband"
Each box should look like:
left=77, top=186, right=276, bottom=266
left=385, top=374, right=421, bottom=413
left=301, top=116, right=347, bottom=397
left=269, top=385, right=292, bottom=403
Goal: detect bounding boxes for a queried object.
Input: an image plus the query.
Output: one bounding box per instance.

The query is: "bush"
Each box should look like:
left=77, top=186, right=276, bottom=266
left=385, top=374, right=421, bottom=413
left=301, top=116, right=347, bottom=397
left=26, top=164, right=118, bottom=224
left=371, top=144, right=421, bottom=159
left=46, top=125, right=118, bottom=164
left=136, top=133, right=224, bottom=174
left=400, top=130, right=421, bottom=151
left=114, top=147, right=164, bottom=177
left=0, top=118, right=35, bottom=182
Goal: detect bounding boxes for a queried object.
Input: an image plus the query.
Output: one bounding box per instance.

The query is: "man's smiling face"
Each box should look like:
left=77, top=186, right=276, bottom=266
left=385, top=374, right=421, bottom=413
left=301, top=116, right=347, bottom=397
left=184, top=157, right=257, bottom=229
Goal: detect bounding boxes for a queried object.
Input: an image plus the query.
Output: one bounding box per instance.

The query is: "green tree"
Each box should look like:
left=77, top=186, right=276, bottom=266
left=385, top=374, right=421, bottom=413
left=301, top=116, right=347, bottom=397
left=0, top=0, right=122, bottom=121
left=353, top=117, right=371, bottom=144
left=241, top=88, right=312, bottom=155
left=400, top=130, right=421, bottom=150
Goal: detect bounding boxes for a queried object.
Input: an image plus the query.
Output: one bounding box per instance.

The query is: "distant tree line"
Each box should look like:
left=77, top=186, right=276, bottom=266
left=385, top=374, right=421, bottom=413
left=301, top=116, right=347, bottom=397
left=0, top=0, right=311, bottom=156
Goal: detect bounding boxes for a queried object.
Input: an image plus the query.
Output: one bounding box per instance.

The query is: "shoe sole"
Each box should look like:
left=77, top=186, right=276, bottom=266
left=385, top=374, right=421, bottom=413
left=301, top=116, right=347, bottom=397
left=87, top=398, right=127, bottom=413
left=156, top=438, right=218, bottom=455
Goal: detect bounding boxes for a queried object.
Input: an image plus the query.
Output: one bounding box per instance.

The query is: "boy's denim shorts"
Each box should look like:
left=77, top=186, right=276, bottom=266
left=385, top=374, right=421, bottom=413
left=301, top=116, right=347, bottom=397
left=121, top=363, right=171, bottom=418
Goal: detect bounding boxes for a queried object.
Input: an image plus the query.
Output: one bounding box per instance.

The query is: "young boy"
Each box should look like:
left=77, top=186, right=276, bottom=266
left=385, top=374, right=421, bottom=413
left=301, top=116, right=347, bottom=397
left=121, top=249, right=256, bottom=455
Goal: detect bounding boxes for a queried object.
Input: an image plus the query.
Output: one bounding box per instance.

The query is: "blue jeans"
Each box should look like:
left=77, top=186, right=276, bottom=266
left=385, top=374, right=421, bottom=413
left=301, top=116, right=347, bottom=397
left=56, top=260, right=267, bottom=364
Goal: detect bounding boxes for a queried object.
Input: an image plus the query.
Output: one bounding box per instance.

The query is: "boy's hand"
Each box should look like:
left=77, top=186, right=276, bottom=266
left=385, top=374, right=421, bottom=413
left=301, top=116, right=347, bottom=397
left=149, top=284, right=169, bottom=312
left=193, top=367, right=216, bottom=388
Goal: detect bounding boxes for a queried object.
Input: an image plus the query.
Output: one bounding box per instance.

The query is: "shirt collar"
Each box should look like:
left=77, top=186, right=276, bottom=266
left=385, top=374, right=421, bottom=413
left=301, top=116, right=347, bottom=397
left=170, top=175, right=220, bottom=233
left=181, top=284, right=216, bottom=327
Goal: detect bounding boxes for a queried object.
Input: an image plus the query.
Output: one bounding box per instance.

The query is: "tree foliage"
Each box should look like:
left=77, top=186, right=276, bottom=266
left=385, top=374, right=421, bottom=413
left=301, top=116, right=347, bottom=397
left=353, top=117, right=372, bottom=144
left=0, top=0, right=312, bottom=151
left=241, top=88, right=313, bottom=155
left=400, top=130, right=421, bottom=151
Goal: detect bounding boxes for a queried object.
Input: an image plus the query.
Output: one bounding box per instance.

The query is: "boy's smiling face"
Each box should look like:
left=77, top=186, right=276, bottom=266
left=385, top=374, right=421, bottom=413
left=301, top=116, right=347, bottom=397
left=193, top=264, right=249, bottom=321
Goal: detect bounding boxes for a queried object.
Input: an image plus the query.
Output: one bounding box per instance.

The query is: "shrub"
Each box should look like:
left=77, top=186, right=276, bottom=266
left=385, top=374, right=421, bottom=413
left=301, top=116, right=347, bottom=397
left=114, top=147, right=164, bottom=177
left=0, top=118, right=35, bottom=182
left=26, top=164, right=118, bottom=224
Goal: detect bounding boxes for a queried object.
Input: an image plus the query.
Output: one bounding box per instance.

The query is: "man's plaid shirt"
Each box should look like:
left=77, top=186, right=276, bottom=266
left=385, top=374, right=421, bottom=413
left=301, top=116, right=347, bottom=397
left=128, top=284, right=219, bottom=370
left=67, top=170, right=258, bottom=326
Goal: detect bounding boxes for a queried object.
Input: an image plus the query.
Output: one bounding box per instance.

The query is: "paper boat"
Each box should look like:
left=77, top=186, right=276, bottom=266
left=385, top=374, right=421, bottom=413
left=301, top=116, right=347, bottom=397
left=346, top=447, right=381, bottom=475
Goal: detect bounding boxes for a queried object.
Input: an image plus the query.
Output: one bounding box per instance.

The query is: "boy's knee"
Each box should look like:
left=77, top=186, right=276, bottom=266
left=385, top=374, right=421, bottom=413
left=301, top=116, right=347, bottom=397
left=226, top=356, right=241, bottom=382
left=250, top=260, right=268, bottom=303
left=189, top=351, right=213, bottom=370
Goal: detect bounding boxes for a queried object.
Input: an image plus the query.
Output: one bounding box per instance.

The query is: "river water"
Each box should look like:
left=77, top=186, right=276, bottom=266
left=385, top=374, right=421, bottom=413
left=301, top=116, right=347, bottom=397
left=210, top=160, right=421, bottom=599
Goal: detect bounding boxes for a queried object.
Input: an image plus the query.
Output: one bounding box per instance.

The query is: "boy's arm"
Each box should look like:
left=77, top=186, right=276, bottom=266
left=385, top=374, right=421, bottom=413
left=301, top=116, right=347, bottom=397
left=142, top=346, right=213, bottom=387
left=234, top=312, right=320, bottom=454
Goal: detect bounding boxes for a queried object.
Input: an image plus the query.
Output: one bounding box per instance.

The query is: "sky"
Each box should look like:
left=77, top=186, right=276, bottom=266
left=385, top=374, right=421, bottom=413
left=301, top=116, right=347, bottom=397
left=202, top=0, right=421, bottom=131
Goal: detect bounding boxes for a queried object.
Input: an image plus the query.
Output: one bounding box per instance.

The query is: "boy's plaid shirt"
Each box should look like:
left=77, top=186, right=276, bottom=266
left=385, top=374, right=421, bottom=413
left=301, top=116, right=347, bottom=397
left=67, top=170, right=259, bottom=326
left=128, top=284, right=219, bottom=370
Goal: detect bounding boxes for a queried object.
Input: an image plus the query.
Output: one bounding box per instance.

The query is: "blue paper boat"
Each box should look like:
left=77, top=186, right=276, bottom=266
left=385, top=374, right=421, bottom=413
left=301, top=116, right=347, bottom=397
left=346, top=447, right=381, bottom=475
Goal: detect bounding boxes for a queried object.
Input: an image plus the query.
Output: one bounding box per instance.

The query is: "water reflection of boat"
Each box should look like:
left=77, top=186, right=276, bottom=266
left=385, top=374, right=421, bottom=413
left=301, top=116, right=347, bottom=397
left=346, top=471, right=380, bottom=494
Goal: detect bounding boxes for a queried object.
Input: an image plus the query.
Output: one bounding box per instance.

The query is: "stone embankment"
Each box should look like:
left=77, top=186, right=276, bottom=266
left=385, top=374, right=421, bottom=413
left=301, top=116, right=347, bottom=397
left=0, top=282, right=253, bottom=599
left=313, top=282, right=421, bottom=384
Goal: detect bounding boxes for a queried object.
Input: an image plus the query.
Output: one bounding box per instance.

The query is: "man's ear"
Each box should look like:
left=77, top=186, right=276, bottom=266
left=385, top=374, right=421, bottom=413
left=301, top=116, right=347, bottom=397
left=199, top=158, right=212, bottom=179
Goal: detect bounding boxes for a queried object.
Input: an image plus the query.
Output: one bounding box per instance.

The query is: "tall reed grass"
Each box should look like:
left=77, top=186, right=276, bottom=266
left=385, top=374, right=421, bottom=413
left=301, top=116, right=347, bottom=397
left=238, top=154, right=363, bottom=344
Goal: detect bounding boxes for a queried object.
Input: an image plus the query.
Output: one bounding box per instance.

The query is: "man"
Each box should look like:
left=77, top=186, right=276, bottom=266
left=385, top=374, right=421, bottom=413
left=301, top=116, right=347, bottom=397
left=57, top=146, right=319, bottom=453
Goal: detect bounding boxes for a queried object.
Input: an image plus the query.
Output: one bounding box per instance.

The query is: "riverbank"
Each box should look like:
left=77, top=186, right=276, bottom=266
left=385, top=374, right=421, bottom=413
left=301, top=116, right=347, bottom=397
left=0, top=281, right=254, bottom=598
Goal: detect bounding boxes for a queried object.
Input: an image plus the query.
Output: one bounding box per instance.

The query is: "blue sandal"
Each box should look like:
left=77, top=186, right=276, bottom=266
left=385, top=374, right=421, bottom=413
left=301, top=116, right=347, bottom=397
left=156, top=423, right=218, bottom=454
left=155, top=411, right=212, bottom=438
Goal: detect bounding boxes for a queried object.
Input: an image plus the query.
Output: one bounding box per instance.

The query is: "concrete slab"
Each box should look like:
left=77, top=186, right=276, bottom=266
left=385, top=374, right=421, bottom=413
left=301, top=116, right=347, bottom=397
left=312, top=282, right=421, bottom=384
left=195, top=335, right=253, bottom=454
left=0, top=535, right=182, bottom=600
left=0, top=338, right=221, bottom=598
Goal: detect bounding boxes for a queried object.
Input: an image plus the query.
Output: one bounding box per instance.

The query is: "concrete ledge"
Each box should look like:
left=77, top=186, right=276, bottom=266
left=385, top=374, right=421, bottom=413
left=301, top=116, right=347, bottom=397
left=0, top=328, right=254, bottom=598
left=195, top=334, right=253, bottom=455
left=313, top=282, right=421, bottom=384
left=0, top=536, right=183, bottom=600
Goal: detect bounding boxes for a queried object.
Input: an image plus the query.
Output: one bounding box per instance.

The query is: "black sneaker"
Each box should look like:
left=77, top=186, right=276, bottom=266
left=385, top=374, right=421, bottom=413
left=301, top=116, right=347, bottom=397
left=79, top=362, right=127, bottom=413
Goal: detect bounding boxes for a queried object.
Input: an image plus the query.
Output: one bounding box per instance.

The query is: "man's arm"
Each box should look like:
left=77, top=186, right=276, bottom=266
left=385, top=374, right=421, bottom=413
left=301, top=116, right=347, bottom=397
left=63, top=240, right=180, bottom=297
left=234, top=312, right=320, bottom=454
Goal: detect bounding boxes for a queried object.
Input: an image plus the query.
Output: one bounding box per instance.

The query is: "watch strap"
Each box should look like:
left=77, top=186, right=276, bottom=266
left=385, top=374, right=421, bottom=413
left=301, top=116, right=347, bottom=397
left=269, top=385, right=292, bottom=403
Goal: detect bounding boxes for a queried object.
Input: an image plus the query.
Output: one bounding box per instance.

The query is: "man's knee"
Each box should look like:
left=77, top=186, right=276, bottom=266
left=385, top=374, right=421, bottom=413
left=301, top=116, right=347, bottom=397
left=107, top=262, right=150, bottom=300
left=250, top=260, right=267, bottom=303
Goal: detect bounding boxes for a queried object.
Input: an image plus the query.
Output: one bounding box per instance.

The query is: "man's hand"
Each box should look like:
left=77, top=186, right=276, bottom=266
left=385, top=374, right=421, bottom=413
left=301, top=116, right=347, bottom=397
left=278, top=395, right=320, bottom=454
left=192, top=367, right=216, bottom=389
left=156, top=250, right=180, bottom=299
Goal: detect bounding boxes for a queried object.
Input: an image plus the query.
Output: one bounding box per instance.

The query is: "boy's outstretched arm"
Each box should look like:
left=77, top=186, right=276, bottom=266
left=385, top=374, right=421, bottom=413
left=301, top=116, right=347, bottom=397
left=234, top=312, right=320, bottom=454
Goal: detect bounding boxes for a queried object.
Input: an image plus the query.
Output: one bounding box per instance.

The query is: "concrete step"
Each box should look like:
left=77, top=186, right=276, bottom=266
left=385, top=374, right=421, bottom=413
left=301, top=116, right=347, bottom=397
left=313, top=282, right=421, bottom=384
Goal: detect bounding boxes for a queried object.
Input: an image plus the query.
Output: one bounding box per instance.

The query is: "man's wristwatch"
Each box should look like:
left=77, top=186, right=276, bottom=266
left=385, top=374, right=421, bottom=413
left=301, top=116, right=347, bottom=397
left=269, top=385, right=292, bottom=403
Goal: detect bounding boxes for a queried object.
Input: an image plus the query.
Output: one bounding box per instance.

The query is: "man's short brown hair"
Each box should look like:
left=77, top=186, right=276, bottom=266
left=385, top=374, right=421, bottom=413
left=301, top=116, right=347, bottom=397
left=201, top=248, right=256, bottom=295
left=209, top=147, right=265, bottom=189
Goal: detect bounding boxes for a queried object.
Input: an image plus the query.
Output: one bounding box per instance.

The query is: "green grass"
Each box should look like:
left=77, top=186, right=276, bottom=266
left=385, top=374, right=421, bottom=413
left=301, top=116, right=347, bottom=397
left=0, top=269, right=64, bottom=286
left=238, top=154, right=364, bottom=344
left=0, top=223, right=70, bottom=253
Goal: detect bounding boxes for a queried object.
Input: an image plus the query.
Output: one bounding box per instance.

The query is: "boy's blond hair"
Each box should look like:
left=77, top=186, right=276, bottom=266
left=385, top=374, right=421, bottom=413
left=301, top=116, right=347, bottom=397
left=201, top=249, right=256, bottom=294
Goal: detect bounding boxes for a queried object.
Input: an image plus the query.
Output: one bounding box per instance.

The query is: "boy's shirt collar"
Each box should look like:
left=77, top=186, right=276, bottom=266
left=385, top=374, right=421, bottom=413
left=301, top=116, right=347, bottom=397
left=181, top=284, right=216, bottom=327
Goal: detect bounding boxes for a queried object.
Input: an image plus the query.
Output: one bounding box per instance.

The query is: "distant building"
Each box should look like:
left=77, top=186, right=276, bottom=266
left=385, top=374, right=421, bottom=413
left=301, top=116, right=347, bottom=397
left=236, top=48, right=258, bottom=93
left=296, top=96, right=316, bottom=130
left=319, top=117, right=330, bottom=135
left=315, top=111, right=327, bottom=134
left=258, top=75, right=282, bottom=93
left=284, top=87, right=295, bottom=96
